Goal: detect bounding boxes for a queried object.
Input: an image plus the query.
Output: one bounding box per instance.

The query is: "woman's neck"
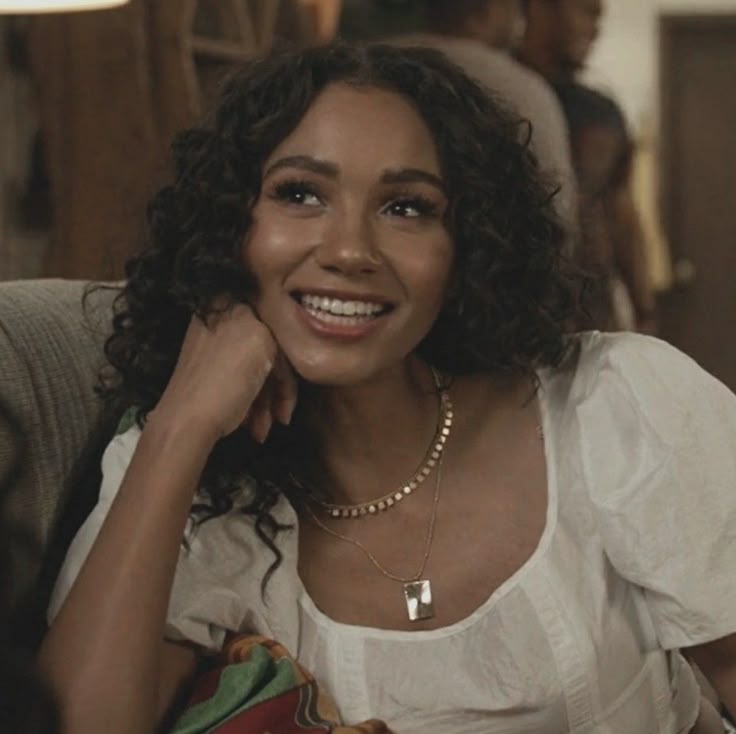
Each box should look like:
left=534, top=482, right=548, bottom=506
left=303, top=358, right=442, bottom=506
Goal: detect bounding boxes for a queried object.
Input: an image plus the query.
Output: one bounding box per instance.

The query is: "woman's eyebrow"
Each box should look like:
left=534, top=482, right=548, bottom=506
left=264, top=155, right=339, bottom=179
left=263, top=157, right=445, bottom=193
left=381, top=168, right=446, bottom=193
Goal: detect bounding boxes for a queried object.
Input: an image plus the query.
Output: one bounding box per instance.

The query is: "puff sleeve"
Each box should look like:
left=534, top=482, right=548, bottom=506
left=47, top=424, right=301, bottom=654
left=577, top=333, right=736, bottom=650
left=47, top=424, right=142, bottom=624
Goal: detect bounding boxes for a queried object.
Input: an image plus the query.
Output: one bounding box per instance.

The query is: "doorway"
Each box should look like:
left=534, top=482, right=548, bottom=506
left=659, top=14, right=736, bottom=391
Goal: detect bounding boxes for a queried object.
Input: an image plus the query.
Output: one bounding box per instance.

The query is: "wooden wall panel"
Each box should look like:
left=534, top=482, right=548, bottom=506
left=659, top=14, right=736, bottom=390
left=26, top=0, right=323, bottom=281
left=29, top=0, right=161, bottom=279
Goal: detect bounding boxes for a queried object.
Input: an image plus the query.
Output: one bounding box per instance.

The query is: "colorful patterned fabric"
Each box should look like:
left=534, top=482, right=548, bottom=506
left=170, top=635, right=390, bottom=733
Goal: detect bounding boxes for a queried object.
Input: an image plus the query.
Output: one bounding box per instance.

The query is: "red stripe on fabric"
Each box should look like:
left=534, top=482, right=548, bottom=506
left=212, top=686, right=330, bottom=733
left=185, top=667, right=225, bottom=707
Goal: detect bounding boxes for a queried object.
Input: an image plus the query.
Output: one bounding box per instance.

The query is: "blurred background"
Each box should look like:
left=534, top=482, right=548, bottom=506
left=0, top=0, right=734, bottom=390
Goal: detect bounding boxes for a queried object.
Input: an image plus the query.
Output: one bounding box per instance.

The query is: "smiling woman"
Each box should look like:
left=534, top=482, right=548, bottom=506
left=37, top=42, right=736, bottom=734
left=244, top=83, right=454, bottom=386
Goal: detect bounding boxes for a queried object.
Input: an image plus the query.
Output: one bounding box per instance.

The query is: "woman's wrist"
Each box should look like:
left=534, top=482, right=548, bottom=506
left=143, top=407, right=222, bottom=461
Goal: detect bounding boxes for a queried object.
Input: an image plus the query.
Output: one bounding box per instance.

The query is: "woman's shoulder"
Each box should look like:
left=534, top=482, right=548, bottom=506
left=575, top=329, right=700, bottom=378
left=560, top=330, right=736, bottom=506
left=562, top=334, right=736, bottom=649
left=542, top=330, right=736, bottom=456
left=565, top=330, right=730, bottom=408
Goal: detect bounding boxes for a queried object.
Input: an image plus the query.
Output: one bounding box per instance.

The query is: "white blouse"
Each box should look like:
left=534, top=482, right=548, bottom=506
left=49, top=332, right=736, bottom=733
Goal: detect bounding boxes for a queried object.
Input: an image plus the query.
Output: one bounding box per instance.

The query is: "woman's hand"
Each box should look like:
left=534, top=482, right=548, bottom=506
left=153, top=303, right=297, bottom=444
left=243, top=349, right=298, bottom=442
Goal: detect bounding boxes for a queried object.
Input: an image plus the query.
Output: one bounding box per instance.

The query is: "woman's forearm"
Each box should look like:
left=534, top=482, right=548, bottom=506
left=38, top=415, right=216, bottom=734
left=38, top=305, right=284, bottom=733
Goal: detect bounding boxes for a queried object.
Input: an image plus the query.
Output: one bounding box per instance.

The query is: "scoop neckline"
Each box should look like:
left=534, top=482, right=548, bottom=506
left=295, top=368, right=560, bottom=641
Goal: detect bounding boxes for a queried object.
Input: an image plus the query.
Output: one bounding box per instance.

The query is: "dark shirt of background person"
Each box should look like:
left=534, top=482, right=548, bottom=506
left=339, top=0, right=425, bottom=40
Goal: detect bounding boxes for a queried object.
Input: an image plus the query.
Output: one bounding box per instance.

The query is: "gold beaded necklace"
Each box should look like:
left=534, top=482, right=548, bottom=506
left=313, top=368, right=453, bottom=519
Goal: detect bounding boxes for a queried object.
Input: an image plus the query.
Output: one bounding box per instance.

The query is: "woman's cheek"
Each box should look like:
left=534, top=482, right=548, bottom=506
left=257, top=218, right=325, bottom=267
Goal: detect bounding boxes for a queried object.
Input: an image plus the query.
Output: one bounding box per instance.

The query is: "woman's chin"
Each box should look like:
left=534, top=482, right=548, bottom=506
left=293, top=363, right=376, bottom=387
left=287, top=353, right=401, bottom=388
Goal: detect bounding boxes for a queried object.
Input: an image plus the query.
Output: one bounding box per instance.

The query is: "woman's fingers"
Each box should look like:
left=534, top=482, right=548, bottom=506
left=155, top=303, right=278, bottom=441
left=157, top=298, right=298, bottom=445
left=243, top=351, right=298, bottom=442
left=245, top=379, right=274, bottom=444
left=271, top=352, right=298, bottom=426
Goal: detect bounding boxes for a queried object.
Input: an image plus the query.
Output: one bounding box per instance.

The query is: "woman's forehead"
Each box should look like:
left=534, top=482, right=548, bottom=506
left=263, top=83, right=443, bottom=176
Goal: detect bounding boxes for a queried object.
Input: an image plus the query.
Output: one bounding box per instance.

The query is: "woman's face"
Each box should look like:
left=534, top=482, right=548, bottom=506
left=243, top=83, right=454, bottom=386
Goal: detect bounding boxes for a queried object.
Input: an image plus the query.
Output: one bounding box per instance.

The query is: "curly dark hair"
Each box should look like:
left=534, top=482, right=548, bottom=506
left=98, top=42, right=582, bottom=583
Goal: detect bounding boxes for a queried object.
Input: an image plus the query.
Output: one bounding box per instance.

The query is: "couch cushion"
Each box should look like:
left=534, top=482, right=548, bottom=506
left=0, top=278, right=117, bottom=602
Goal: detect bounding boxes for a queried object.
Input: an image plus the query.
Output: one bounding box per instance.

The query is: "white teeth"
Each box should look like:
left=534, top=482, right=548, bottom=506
left=304, top=307, right=373, bottom=326
left=300, top=294, right=386, bottom=317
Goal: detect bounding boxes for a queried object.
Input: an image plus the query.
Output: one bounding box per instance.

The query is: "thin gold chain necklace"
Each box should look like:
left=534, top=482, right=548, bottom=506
left=314, top=369, right=453, bottom=519
left=306, top=451, right=444, bottom=622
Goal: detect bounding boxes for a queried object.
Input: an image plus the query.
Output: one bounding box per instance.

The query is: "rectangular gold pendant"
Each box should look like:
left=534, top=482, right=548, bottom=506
left=403, top=580, right=434, bottom=621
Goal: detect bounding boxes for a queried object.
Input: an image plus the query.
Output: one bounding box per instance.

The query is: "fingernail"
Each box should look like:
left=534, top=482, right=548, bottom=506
left=276, top=401, right=294, bottom=426
left=259, top=414, right=273, bottom=443
left=250, top=413, right=272, bottom=444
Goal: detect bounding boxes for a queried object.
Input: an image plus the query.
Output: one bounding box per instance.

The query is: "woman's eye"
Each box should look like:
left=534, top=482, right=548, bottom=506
left=271, top=181, right=322, bottom=207
left=382, top=197, right=439, bottom=219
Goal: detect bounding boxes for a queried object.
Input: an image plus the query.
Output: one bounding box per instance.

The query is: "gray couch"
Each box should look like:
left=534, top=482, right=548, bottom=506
left=0, top=279, right=117, bottom=612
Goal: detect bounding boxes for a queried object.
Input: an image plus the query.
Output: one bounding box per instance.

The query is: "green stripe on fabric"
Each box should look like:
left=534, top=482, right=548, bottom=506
left=115, top=406, right=139, bottom=436
left=171, top=644, right=300, bottom=734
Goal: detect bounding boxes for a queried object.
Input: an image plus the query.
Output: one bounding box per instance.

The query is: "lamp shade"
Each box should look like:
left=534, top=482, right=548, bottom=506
left=0, top=0, right=128, bottom=12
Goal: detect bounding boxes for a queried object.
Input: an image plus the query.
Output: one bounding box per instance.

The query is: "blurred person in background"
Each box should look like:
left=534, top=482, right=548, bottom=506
left=518, top=0, right=657, bottom=332
left=388, top=0, right=578, bottom=239
left=339, top=0, right=426, bottom=41
left=517, top=0, right=601, bottom=80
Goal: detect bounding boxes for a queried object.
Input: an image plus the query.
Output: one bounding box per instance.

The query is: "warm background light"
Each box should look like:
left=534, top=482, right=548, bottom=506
left=298, top=0, right=342, bottom=43
left=0, top=0, right=128, bottom=13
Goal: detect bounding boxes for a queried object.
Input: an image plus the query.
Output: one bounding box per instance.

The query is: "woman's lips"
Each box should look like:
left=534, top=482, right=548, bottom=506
left=292, top=292, right=391, bottom=340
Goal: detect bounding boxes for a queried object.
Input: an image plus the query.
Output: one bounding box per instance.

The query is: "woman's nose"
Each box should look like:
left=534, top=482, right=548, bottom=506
left=314, top=211, right=381, bottom=276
